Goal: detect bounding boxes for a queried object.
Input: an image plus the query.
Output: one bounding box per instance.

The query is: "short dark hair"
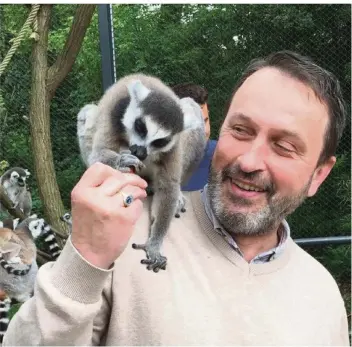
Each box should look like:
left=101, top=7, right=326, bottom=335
left=172, top=83, right=208, bottom=105
left=229, top=50, right=347, bottom=166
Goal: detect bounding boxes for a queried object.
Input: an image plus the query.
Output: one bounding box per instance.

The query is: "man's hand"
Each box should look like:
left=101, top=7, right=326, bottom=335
left=70, top=162, right=148, bottom=269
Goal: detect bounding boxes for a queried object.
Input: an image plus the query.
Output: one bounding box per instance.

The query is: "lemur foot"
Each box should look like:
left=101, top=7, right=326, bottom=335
left=118, top=150, right=145, bottom=174
left=132, top=242, right=167, bottom=273
left=175, top=192, right=186, bottom=218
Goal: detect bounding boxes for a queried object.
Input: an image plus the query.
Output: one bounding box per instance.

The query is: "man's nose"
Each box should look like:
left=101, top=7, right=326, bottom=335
left=236, top=142, right=267, bottom=173
left=130, top=145, right=147, bottom=161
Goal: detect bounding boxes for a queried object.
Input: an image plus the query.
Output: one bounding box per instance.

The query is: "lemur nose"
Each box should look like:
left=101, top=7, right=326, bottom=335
left=130, top=145, right=147, bottom=161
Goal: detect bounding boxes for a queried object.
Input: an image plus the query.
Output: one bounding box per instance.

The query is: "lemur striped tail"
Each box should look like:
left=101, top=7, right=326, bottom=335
left=0, top=254, right=31, bottom=276
left=42, top=223, right=61, bottom=259
left=0, top=297, right=11, bottom=343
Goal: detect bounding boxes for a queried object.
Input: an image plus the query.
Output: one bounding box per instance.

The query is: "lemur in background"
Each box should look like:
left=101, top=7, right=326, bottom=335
left=0, top=167, right=32, bottom=217
left=0, top=215, right=62, bottom=342
left=77, top=73, right=207, bottom=272
left=0, top=215, right=44, bottom=342
left=60, top=212, right=72, bottom=227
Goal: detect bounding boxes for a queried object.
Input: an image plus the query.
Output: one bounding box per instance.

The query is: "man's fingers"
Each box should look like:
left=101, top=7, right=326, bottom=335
left=99, top=173, right=148, bottom=196
left=117, top=198, right=144, bottom=222
left=77, top=162, right=118, bottom=188
left=74, top=162, right=148, bottom=191
left=111, top=185, right=147, bottom=207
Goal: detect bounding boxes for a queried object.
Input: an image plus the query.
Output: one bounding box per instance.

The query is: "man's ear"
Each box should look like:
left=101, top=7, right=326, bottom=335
left=307, top=156, right=336, bottom=197
left=127, top=80, right=150, bottom=103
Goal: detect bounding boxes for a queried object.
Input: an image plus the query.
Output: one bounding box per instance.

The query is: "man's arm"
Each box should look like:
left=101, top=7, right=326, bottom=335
left=3, top=163, right=148, bottom=345
left=3, top=239, right=113, bottom=346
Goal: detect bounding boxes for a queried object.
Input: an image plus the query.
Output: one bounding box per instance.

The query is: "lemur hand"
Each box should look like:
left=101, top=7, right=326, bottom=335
left=70, top=162, right=148, bottom=269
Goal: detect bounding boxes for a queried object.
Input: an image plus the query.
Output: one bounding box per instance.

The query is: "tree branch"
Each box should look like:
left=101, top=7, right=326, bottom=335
left=37, top=249, right=53, bottom=266
left=47, top=4, right=96, bottom=100
left=37, top=249, right=52, bottom=260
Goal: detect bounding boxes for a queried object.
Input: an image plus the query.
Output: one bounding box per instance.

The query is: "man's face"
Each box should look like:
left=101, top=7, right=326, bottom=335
left=208, top=67, right=335, bottom=236
left=200, top=103, right=210, bottom=140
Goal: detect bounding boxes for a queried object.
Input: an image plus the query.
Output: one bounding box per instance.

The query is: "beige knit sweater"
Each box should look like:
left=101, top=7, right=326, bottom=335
left=3, top=191, right=349, bottom=346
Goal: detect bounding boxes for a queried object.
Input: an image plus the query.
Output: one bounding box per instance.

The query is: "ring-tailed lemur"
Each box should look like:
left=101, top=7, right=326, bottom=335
left=0, top=296, right=11, bottom=343
left=40, top=221, right=62, bottom=259
left=0, top=167, right=32, bottom=217
left=0, top=215, right=42, bottom=299
left=77, top=73, right=207, bottom=273
left=60, top=212, right=72, bottom=227
left=0, top=218, right=20, bottom=230
left=0, top=215, right=61, bottom=276
left=0, top=215, right=62, bottom=342
left=0, top=216, right=45, bottom=276
left=0, top=215, right=44, bottom=342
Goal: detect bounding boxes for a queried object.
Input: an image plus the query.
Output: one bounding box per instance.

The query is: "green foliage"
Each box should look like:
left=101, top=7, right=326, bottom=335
left=0, top=160, right=9, bottom=175
left=8, top=302, right=22, bottom=320
left=306, top=244, right=351, bottom=314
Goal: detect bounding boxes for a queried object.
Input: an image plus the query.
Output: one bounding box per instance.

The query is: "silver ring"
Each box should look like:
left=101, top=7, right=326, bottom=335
left=121, top=192, right=134, bottom=207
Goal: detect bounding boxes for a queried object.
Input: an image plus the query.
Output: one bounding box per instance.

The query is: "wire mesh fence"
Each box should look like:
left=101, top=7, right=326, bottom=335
left=0, top=4, right=350, bottom=314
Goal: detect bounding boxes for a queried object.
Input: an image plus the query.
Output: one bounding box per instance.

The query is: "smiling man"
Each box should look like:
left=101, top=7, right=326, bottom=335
left=4, top=51, right=349, bottom=346
left=206, top=58, right=341, bottom=263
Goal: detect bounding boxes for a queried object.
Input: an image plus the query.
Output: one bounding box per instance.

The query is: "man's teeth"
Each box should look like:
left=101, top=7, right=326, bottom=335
left=232, top=180, right=264, bottom=192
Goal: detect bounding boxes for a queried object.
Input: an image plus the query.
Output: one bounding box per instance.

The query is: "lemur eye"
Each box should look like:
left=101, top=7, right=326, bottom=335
left=134, top=118, right=147, bottom=138
left=151, top=138, right=171, bottom=148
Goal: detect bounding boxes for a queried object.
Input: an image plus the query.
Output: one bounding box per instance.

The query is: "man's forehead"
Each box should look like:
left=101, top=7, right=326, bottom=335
left=227, top=67, right=329, bottom=127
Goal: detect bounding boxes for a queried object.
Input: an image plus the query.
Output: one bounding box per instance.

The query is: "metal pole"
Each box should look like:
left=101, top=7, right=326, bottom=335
left=98, top=4, right=116, bottom=92
left=294, top=235, right=351, bottom=247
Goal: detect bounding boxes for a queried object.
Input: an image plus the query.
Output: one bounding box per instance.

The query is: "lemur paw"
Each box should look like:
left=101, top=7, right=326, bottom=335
left=118, top=150, right=145, bottom=173
left=175, top=192, right=186, bottom=218
left=132, top=242, right=167, bottom=272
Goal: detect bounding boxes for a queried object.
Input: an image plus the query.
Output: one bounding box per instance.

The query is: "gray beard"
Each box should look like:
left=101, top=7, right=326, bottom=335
left=207, top=163, right=311, bottom=237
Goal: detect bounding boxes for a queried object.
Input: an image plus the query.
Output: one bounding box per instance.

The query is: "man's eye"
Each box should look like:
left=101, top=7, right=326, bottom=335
left=233, top=126, right=251, bottom=135
left=275, top=143, right=295, bottom=153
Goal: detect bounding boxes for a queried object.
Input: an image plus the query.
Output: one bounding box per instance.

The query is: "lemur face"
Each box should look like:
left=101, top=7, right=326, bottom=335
left=28, top=218, right=45, bottom=239
left=8, top=168, right=30, bottom=187
left=122, top=80, right=184, bottom=161
left=10, top=171, right=26, bottom=187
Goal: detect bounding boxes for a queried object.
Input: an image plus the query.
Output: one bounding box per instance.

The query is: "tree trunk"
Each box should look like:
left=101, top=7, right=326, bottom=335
left=29, top=5, right=95, bottom=237
left=29, top=5, right=70, bottom=235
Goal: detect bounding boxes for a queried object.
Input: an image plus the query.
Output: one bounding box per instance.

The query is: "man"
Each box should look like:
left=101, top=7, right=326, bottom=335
left=172, top=83, right=217, bottom=191
left=3, top=51, right=349, bottom=346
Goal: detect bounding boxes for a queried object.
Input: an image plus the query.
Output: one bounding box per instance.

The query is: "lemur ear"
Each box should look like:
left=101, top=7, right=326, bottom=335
left=127, top=80, right=150, bottom=103
left=179, top=97, right=205, bottom=131
left=24, top=169, right=30, bottom=177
